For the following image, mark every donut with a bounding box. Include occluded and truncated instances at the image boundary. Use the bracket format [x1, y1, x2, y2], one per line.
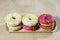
[40, 25, 52, 31]
[40, 20, 56, 31]
[22, 13, 38, 26]
[5, 12, 22, 31]
[23, 25, 33, 31]
[5, 12, 22, 26]
[23, 25, 39, 31]
[7, 24, 22, 31]
[22, 13, 38, 31]
[38, 14, 54, 26]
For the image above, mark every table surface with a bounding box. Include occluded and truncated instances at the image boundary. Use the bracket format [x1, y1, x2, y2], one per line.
[0, 0, 60, 40]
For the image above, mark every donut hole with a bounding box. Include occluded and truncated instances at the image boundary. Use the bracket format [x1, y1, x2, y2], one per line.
[45, 17, 47, 19]
[29, 18, 32, 20]
[12, 17, 16, 20]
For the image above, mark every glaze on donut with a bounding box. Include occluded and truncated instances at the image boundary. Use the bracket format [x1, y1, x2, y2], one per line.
[5, 12, 22, 31]
[38, 14, 54, 26]
[5, 13, 22, 26]
[22, 14, 38, 27]
[39, 20, 56, 31]
[23, 25, 33, 30]
[22, 13, 38, 31]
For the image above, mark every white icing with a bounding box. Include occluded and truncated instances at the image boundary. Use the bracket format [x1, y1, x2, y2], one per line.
[7, 24, 21, 31]
[22, 14, 38, 26]
[5, 13, 22, 26]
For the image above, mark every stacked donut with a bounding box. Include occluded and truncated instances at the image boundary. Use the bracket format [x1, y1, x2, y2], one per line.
[22, 13, 38, 31]
[38, 14, 56, 31]
[5, 13, 56, 32]
[5, 12, 22, 31]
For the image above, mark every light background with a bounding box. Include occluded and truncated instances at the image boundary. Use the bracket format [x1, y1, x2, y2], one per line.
[0, 0, 60, 40]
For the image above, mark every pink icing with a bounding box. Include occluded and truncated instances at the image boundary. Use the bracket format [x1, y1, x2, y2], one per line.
[40, 20, 56, 30]
[38, 14, 54, 24]
[40, 25, 50, 30]
[23, 25, 33, 30]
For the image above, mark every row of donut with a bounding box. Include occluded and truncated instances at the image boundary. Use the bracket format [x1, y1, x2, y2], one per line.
[5, 12, 56, 31]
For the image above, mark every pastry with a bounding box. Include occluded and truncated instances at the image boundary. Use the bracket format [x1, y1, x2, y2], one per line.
[38, 14, 56, 31]
[22, 13, 38, 31]
[5, 12, 22, 31]
[38, 14, 54, 26]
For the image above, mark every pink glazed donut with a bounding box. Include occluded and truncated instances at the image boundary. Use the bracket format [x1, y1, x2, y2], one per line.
[39, 20, 56, 31]
[38, 14, 54, 26]
[23, 25, 33, 30]
[23, 25, 38, 31]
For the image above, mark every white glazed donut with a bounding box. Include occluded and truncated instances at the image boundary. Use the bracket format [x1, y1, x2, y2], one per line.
[22, 13, 38, 27]
[5, 12, 22, 26]
[7, 24, 21, 31]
